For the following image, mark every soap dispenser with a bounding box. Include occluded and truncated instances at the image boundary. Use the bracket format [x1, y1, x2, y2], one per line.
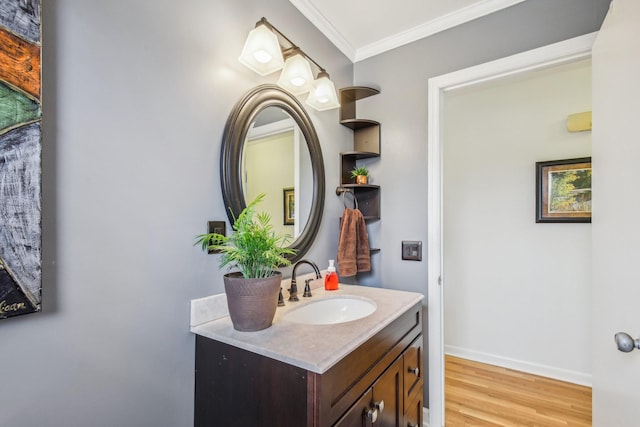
[325, 260, 338, 291]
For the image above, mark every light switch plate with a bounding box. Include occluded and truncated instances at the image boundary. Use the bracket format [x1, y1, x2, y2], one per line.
[402, 240, 422, 261]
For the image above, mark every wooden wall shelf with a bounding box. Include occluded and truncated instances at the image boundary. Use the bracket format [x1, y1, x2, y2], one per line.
[339, 118, 380, 131]
[337, 187, 380, 220]
[339, 86, 380, 124]
[338, 87, 381, 221]
[340, 151, 379, 159]
[340, 87, 381, 156]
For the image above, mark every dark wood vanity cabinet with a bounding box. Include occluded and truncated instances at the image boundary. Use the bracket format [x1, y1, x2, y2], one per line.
[194, 302, 423, 427]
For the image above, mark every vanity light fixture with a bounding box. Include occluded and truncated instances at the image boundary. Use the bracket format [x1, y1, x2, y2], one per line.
[277, 48, 314, 95]
[238, 17, 340, 111]
[238, 21, 285, 76]
[306, 70, 340, 111]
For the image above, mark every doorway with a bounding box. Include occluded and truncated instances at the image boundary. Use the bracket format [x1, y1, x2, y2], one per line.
[426, 33, 596, 426]
[442, 57, 592, 425]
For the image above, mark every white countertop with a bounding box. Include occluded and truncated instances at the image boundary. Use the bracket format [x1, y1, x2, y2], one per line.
[190, 279, 423, 374]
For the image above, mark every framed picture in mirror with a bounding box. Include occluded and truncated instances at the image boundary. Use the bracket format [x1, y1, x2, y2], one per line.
[283, 188, 294, 225]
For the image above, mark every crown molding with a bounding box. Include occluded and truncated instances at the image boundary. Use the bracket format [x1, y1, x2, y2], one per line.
[355, 0, 526, 61]
[290, 0, 527, 63]
[288, 0, 357, 62]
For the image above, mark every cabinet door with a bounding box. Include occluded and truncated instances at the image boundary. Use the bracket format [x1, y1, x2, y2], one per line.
[334, 388, 373, 427]
[403, 392, 423, 427]
[334, 357, 403, 427]
[403, 336, 423, 407]
[372, 357, 403, 427]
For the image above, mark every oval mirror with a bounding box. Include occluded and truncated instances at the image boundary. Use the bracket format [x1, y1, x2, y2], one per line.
[220, 84, 325, 263]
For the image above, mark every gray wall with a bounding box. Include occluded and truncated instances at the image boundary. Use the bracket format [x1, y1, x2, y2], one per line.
[353, 0, 610, 404]
[0, 1, 352, 426]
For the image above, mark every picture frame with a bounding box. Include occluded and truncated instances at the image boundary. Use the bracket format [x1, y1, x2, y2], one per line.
[283, 187, 294, 225]
[536, 157, 592, 223]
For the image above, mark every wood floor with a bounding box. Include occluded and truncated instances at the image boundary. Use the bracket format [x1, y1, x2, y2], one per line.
[445, 355, 592, 426]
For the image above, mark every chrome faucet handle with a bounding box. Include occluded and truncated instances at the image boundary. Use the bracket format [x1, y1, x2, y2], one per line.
[303, 279, 313, 298]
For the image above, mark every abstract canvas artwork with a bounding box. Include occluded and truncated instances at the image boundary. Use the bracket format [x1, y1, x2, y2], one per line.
[0, 0, 42, 319]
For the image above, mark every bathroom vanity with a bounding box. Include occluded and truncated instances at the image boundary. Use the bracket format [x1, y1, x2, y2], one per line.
[190, 283, 424, 426]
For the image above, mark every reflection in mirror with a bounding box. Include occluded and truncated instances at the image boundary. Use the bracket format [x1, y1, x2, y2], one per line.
[243, 107, 313, 239]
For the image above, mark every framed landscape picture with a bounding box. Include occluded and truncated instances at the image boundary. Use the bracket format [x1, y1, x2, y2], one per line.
[536, 157, 592, 223]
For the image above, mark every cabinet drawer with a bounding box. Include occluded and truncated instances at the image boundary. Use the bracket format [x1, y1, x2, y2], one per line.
[403, 335, 423, 407]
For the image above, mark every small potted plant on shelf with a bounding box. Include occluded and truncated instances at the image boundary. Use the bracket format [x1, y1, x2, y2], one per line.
[195, 193, 295, 331]
[351, 165, 369, 185]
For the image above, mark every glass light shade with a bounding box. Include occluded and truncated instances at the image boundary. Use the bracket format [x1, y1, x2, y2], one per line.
[238, 24, 284, 76]
[306, 74, 340, 111]
[277, 53, 314, 95]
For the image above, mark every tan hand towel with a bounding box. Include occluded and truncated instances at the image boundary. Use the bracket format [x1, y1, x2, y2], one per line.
[355, 210, 371, 273]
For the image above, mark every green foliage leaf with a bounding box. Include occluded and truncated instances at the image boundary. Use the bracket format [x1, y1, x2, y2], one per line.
[194, 193, 296, 278]
[350, 165, 369, 178]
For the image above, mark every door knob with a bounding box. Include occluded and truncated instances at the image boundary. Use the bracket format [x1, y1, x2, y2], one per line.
[615, 332, 640, 352]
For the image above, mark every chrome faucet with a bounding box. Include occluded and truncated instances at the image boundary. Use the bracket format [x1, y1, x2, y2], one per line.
[289, 259, 322, 301]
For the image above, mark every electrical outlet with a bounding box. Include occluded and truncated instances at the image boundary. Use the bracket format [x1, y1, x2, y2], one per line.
[207, 221, 226, 254]
[402, 240, 422, 261]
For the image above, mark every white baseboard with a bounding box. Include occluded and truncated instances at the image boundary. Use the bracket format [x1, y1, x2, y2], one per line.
[445, 345, 592, 387]
[423, 407, 429, 427]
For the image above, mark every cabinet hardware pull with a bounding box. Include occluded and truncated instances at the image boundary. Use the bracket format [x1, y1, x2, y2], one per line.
[366, 401, 384, 424]
[408, 366, 419, 376]
[365, 407, 378, 423]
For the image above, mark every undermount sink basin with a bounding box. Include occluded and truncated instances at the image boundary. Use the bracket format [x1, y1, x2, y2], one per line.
[283, 296, 377, 325]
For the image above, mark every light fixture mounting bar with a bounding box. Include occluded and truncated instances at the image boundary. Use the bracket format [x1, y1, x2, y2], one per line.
[257, 17, 327, 75]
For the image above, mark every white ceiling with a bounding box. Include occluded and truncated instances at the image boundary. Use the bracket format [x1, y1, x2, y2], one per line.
[289, 0, 527, 62]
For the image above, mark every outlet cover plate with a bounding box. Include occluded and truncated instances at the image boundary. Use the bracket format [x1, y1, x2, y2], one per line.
[207, 221, 226, 254]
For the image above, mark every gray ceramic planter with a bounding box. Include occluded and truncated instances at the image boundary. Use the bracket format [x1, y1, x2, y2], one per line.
[223, 271, 282, 331]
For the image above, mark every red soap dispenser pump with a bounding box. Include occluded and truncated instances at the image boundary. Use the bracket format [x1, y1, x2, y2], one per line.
[325, 260, 339, 291]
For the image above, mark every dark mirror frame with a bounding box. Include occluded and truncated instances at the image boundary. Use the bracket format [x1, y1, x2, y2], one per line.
[220, 84, 325, 263]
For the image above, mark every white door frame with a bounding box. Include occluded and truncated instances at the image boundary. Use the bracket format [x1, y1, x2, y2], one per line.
[426, 32, 596, 427]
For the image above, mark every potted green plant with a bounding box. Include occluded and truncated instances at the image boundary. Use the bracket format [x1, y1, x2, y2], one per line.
[351, 165, 369, 185]
[195, 193, 295, 331]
